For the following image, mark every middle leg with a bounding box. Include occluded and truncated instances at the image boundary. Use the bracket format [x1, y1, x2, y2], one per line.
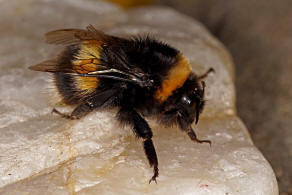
[118, 107, 159, 184]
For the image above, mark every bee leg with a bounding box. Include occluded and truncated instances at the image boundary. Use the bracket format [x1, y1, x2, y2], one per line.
[52, 108, 76, 120]
[198, 67, 214, 80]
[52, 88, 119, 120]
[52, 102, 94, 120]
[70, 102, 95, 119]
[118, 108, 159, 184]
[187, 127, 211, 147]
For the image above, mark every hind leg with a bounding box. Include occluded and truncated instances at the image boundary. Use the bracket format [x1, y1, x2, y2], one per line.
[52, 88, 120, 120]
[52, 101, 94, 120]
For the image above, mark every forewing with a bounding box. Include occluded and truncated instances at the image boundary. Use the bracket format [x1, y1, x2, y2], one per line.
[45, 25, 114, 45]
[29, 60, 58, 72]
[28, 58, 103, 74]
[30, 25, 153, 88]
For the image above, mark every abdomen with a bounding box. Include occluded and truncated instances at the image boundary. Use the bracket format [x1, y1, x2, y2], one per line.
[54, 73, 99, 105]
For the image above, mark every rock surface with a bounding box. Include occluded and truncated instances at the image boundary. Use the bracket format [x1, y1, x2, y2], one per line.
[0, 0, 277, 194]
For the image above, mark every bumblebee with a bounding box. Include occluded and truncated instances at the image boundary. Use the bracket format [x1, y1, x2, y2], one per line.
[29, 25, 214, 183]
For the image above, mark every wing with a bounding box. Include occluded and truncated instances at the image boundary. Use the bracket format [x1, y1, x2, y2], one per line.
[29, 59, 104, 74]
[45, 24, 116, 45]
[29, 59, 153, 88]
[29, 25, 153, 88]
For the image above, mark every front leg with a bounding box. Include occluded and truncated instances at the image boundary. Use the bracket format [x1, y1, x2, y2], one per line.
[118, 107, 159, 184]
[178, 116, 211, 146]
[187, 126, 211, 146]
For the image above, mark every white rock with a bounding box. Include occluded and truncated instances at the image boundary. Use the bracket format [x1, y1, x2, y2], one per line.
[0, 0, 277, 194]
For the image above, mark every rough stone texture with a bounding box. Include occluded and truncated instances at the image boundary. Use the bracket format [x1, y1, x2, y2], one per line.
[157, 0, 292, 193]
[0, 0, 277, 194]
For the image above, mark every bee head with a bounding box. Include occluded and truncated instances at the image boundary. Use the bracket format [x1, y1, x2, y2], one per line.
[161, 73, 206, 130]
[177, 79, 206, 130]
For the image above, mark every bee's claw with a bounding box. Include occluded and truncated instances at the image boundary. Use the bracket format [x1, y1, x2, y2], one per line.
[51, 108, 57, 114]
[148, 166, 159, 184]
[51, 108, 76, 120]
[149, 176, 158, 184]
[196, 139, 212, 147]
[188, 127, 212, 147]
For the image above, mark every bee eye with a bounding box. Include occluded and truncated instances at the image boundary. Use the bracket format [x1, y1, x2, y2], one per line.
[192, 88, 198, 95]
[181, 96, 191, 105]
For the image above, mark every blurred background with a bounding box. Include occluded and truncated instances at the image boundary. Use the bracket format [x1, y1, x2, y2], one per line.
[106, 0, 292, 194]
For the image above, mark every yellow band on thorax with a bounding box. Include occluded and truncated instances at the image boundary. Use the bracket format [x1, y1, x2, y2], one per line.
[154, 53, 191, 102]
